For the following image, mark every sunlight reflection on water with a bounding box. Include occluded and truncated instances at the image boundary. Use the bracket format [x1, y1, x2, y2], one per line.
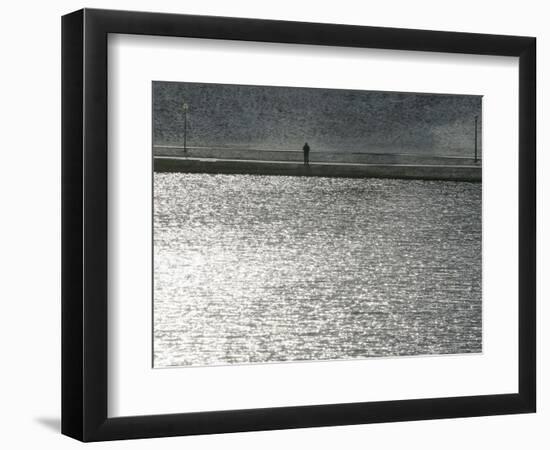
[154, 173, 481, 368]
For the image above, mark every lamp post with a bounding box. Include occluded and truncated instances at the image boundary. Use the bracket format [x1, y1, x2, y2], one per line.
[182, 102, 188, 156]
[474, 115, 478, 164]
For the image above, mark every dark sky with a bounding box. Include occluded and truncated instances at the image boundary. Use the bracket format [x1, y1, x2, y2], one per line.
[153, 81, 481, 157]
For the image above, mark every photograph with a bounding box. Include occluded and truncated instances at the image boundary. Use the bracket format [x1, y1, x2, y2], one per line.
[152, 81, 483, 368]
[0, 0, 542, 446]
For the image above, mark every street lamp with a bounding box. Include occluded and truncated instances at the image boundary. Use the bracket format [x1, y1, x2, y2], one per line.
[474, 115, 478, 164]
[182, 102, 188, 156]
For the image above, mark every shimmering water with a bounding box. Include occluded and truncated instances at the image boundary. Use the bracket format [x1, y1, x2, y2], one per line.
[153, 173, 481, 368]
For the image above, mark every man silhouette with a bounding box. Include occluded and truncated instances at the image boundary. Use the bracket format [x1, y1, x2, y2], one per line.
[303, 142, 310, 166]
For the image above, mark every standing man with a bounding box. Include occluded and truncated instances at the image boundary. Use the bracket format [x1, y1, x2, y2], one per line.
[303, 142, 310, 166]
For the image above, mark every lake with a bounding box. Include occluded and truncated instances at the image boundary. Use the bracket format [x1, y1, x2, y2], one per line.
[153, 173, 481, 368]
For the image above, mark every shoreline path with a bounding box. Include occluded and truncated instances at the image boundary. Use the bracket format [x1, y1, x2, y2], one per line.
[153, 155, 481, 182]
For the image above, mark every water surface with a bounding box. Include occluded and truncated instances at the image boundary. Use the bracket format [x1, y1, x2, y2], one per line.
[154, 173, 481, 367]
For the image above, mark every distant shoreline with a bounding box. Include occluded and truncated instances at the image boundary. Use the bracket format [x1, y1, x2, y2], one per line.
[153, 145, 481, 165]
[153, 146, 481, 171]
[154, 156, 481, 182]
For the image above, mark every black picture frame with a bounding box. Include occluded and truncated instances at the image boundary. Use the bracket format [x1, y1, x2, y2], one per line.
[62, 8, 536, 442]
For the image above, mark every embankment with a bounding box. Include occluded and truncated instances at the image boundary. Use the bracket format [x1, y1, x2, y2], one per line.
[153, 146, 480, 166]
[154, 157, 481, 182]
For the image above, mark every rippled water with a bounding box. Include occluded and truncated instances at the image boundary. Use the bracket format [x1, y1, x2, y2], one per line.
[154, 173, 481, 368]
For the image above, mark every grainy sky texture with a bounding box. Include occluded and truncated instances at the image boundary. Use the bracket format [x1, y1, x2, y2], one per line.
[153, 81, 482, 157]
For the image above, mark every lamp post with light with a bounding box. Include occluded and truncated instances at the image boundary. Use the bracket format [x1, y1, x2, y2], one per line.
[474, 115, 478, 164]
[182, 102, 188, 156]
